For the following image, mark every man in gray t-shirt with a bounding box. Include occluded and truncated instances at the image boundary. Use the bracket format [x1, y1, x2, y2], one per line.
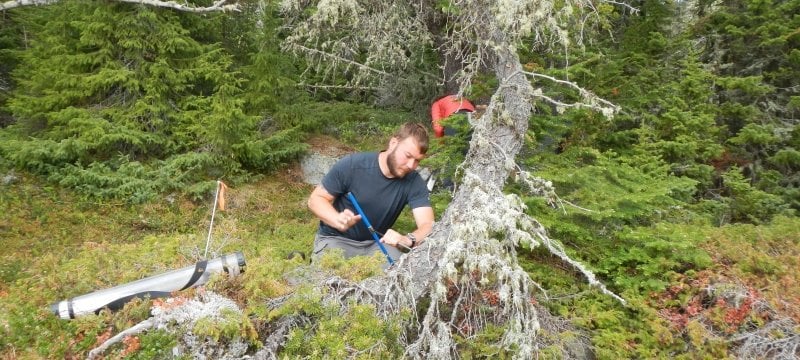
[307, 123, 434, 266]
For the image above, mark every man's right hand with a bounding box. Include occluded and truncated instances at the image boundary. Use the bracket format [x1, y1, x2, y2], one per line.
[333, 209, 361, 232]
[308, 185, 362, 232]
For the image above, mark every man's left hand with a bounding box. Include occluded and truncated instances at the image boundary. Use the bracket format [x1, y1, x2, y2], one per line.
[380, 229, 412, 249]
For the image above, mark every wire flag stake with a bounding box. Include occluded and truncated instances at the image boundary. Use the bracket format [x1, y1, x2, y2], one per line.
[346, 192, 394, 266]
[204, 180, 227, 259]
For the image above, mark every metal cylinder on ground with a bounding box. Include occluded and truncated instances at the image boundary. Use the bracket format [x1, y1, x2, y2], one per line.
[50, 251, 245, 319]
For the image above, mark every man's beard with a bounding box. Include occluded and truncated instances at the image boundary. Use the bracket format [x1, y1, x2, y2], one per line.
[386, 148, 407, 178]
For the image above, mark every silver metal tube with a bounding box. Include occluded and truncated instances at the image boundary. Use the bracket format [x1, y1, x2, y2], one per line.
[50, 252, 245, 319]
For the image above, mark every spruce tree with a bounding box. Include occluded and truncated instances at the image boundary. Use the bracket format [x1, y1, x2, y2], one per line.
[696, 0, 800, 214]
[1, 0, 304, 201]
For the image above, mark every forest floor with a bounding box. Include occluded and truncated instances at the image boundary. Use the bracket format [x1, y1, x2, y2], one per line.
[1, 135, 799, 358]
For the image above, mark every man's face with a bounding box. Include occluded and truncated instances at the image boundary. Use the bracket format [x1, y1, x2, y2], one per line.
[386, 137, 425, 178]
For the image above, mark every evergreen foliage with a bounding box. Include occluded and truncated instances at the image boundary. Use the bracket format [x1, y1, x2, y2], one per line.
[282, 300, 404, 358]
[0, 1, 307, 202]
[695, 0, 800, 214]
[528, 0, 797, 224]
[422, 114, 472, 185]
[513, 0, 800, 355]
[0, 11, 20, 128]
[519, 147, 711, 292]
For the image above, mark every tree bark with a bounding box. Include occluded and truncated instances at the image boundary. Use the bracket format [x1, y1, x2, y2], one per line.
[390, 31, 533, 303]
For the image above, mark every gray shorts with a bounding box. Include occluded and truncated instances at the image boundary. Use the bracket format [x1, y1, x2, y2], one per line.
[312, 234, 403, 267]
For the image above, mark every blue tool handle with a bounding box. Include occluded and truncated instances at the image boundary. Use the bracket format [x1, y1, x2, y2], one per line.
[346, 192, 394, 265]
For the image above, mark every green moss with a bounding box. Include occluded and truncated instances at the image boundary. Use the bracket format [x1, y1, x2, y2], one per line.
[454, 324, 514, 359]
[316, 249, 385, 281]
[267, 285, 326, 321]
[125, 330, 181, 360]
[282, 303, 403, 359]
[192, 308, 259, 346]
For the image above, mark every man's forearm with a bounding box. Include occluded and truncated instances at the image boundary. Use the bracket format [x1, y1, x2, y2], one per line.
[309, 196, 334, 224]
[308, 186, 360, 232]
[408, 206, 435, 246]
[308, 187, 341, 229]
[409, 223, 432, 241]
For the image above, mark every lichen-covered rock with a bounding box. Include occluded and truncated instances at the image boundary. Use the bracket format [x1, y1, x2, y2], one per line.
[151, 291, 250, 359]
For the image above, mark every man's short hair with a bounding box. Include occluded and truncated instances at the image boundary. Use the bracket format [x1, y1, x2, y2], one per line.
[394, 122, 429, 155]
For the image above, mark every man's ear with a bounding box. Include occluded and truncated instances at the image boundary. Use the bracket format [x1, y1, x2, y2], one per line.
[388, 137, 399, 149]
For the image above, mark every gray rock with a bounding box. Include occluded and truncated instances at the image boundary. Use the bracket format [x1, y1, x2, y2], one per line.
[300, 152, 341, 185]
[2, 171, 18, 185]
[300, 151, 435, 187]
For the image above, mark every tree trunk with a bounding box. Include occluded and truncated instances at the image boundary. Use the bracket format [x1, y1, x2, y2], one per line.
[392, 32, 533, 304]
[367, 31, 575, 359]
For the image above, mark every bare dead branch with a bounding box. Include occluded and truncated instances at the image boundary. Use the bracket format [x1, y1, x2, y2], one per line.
[87, 319, 155, 360]
[0, 0, 57, 11]
[286, 44, 392, 78]
[601, 0, 640, 14]
[732, 317, 800, 360]
[518, 70, 621, 117]
[298, 83, 381, 91]
[1, 0, 239, 12]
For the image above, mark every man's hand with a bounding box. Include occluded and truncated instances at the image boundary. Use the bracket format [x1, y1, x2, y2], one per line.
[308, 185, 362, 233]
[334, 209, 361, 232]
[380, 229, 413, 249]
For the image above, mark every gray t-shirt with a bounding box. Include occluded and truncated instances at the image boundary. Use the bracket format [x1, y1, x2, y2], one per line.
[318, 152, 431, 241]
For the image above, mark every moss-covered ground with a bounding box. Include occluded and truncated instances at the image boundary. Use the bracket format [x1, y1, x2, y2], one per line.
[1, 153, 798, 359]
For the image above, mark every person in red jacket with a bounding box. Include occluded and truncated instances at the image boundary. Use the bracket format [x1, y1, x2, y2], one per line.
[430, 95, 476, 138]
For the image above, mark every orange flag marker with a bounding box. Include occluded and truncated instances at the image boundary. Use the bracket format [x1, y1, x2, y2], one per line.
[217, 181, 228, 211]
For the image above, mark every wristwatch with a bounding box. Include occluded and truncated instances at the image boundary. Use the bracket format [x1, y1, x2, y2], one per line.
[406, 233, 417, 248]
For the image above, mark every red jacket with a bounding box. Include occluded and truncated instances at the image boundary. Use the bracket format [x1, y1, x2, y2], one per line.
[430, 95, 475, 138]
